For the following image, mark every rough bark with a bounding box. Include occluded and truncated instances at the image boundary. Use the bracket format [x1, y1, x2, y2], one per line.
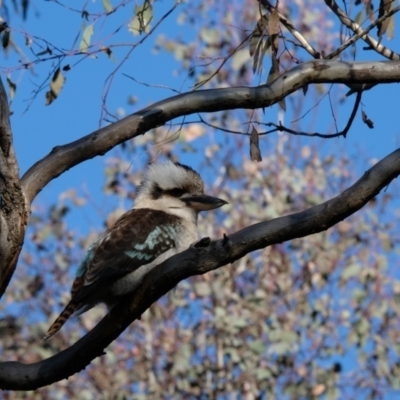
[1, 145, 399, 390]
[0, 77, 28, 297]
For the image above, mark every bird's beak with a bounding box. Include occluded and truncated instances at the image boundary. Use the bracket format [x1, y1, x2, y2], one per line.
[182, 195, 228, 211]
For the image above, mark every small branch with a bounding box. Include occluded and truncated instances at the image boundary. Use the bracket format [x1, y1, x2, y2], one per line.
[258, 90, 361, 138]
[193, 33, 251, 90]
[326, 5, 400, 59]
[198, 114, 246, 135]
[99, 1, 181, 122]
[122, 73, 181, 94]
[259, 0, 321, 59]
[324, 0, 400, 60]
[2, 145, 400, 390]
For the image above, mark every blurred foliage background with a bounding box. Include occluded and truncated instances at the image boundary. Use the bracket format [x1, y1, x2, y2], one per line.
[1, 0, 400, 398]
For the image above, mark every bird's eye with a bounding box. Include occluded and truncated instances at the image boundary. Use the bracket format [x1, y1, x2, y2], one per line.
[169, 188, 185, 197]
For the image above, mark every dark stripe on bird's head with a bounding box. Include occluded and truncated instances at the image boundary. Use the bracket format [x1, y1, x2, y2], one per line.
[173, 162, 199, 176]
[150, 182, 163, 199]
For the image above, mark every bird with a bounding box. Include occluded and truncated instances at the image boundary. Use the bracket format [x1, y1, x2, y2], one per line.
[44, 161, 227, 340]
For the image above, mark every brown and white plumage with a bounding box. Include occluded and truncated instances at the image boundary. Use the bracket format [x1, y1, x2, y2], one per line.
[44, 161, 227, 340]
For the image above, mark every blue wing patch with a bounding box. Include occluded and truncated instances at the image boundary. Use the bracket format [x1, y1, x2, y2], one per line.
[70, 208, 182, 304]
[124, 225, 177, 259]
[76, 240, 99, 278]
[73, 208, 181, 298]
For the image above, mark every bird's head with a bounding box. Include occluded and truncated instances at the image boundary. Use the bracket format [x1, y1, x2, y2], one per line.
[135, 161, 227, 220]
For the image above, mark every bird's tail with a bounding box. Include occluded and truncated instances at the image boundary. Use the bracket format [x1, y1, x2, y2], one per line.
[43, 299, 81, 341]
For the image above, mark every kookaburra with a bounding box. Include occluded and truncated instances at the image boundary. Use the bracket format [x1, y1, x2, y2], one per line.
[44, 161, 227, 340]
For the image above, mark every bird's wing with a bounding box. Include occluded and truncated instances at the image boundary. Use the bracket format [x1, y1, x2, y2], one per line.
[72, 208, 180, 302]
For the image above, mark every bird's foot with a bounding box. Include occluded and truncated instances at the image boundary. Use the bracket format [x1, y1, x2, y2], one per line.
[192, 237, 211, 248]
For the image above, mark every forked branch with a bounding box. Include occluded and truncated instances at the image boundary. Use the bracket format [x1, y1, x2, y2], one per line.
[324, 0, 400, 60]
[261, 91, 362, 138]
[1, 145, 400, 390]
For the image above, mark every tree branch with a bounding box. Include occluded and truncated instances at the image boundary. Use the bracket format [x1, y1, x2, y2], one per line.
[2, 145, 400, 390]
[0, 77, 28, 297]
[259, 0, 321, 59]
[262, 90, 362, 138]
[325, 5, 400, 60]
[20, 60, 400, 205]
[324, 0, 400, 60]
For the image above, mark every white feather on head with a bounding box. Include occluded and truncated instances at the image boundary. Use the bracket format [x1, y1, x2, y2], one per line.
[134, 161, 204, 221]
[137, 161, 204, 197]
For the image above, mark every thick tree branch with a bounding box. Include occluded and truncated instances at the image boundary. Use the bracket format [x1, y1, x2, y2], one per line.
[0, 77, 28, 297]
[21, 60, 400, 205]
[2, 146, 400, 390]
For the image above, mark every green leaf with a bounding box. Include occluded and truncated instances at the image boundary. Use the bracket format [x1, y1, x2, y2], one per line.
[280, 329, 298, 343]
[354, 10, 364, 26]
[271, 341, 291, 355]
[380, 232, 392, 252]
[256, 368, 271, 381]
[215, 306, 226, 319]
[80, 24, 94, 52]
[342, 263, 361, 280]
[249, 339, 266, 354]
[231, 48, 250, 71]
[224, 348, 241, 363]
[45, 68, 65, 105]
[103, 0, 113, 13]
[194, 281, 211, 297]
[55, 249, 69, 270]
[200, 27, 219, 45]
[387, 12, 395, 40]
[6, 77, 16, 100]
[352, 288, 367, 302]
[377, 0, 392, 40]
[249, 15, 268, 57]
[128, 1, 153, 36]
[253, 37, 271, 74]
[36, 226, 52, 242]
[232, 318, 248, 328]
[128, 16, 142, 36]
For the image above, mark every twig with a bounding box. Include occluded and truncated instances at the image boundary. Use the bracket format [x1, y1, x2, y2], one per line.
[260, 91, 362, 139]
[324, 0, 400, 60]
[193, 33, 252, 90]
[326, 5, 400, 59]
[122, 73, 181, 94]
[100, 1, 181, 124]
[258, 0, 321, 59]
